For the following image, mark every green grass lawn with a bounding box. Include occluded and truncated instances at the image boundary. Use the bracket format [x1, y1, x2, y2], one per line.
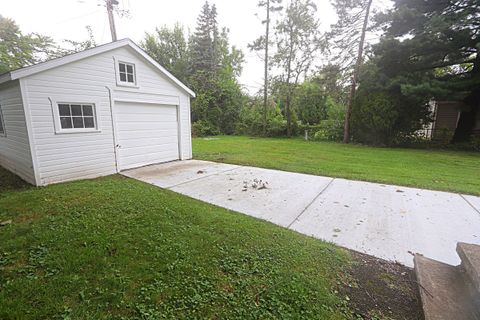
[0, 168, 353, 319]
[193, 136, 480, 195]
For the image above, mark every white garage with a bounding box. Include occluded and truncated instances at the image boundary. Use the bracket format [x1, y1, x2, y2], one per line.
[0, 39, 195, 186]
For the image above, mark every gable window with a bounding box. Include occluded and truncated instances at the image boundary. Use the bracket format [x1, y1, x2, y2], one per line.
[118, 62, 135, 84]
[58, 103, 96, 130]
[0, 105, 5, 136]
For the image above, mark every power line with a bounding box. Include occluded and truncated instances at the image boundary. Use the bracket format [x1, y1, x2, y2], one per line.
[54, 10, 101, 25]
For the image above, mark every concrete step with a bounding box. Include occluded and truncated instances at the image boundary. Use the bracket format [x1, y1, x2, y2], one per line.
[457, 242, 480, 293]
[414, 254, 480, 320]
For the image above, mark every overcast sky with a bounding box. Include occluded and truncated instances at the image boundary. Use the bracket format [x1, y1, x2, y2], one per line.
[1, 0, 341, 93]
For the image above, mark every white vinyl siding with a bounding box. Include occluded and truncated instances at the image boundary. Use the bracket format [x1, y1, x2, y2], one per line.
[0, 81, 35, 183]
[22, 46, 192, 185]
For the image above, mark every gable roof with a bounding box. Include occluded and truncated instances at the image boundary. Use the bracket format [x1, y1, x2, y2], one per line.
[0, 38, 195, 97]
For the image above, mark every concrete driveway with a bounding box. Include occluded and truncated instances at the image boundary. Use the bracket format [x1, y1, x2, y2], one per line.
[122, 160, 480, 267]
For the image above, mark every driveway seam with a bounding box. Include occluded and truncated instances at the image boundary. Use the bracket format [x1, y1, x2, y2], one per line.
[286, 178, 336, 228]
[460, 194, 480, 215]
[166, 166, 242, 189]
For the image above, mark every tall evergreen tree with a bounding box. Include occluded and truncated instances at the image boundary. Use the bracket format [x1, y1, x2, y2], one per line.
[189, 2, 220, 75]
[189, 1, 245, 134]
[374, 0, 480, 143]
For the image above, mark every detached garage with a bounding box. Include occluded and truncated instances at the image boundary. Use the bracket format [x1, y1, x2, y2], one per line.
[0, 38, 195, 186]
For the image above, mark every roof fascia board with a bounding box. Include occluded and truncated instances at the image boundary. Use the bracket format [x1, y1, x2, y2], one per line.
[0, 73, 12, 84]
[126, 40, 195, 97]
[4, 38, 195, 98]
[10, 39, 130, 81]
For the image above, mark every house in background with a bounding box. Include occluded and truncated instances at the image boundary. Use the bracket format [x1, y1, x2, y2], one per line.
[0, 39, 195, 186]
[422, 101, 480, 140]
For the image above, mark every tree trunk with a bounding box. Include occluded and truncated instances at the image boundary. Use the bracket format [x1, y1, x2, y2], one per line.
[343, 76, 356, 143]
[451, 90, 479, 143]
[451, 54, 480, 143]
[343, 0, 373, 143]
[263, 0, 270, 135]
[285, 28, 294, 137]
[286, 91, 292, 137]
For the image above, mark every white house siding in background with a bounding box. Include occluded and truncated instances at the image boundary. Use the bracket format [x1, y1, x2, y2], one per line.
[0, 39, 194, 186]
[0, 81, 35, 183]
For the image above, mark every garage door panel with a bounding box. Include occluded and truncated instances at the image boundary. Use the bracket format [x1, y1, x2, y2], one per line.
[117, 130, 177, 140]
[115, 102, 179, 171]
[115, 113, 177, 122]
[116, 121, 178, 131]
[119, 150, 178, 168]
[115, 107, 177, 115]
[120, 139, 178, 149]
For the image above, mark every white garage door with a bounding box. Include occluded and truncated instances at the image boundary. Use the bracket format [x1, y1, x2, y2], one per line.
[115, 101, 179, 171]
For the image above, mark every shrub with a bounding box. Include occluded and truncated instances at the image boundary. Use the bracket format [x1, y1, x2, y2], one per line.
[266, 110, 288, 136]
[351, 91, 430, 146]
[235, 102, 287, 137]
[192, 120, 220, 137]
[351, 92, 398, 145]
[311, 97, 345, 141]
[293, 80, 327, 125]
[451, 135, 480, 152]
[313, 120, 344, 141]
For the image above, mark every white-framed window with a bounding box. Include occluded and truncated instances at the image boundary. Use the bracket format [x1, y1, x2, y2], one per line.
[0, 105, 5, 137]
[49, 97, 101, 134]
[58, 103, 96, 130]
[118, 61, 136, 84]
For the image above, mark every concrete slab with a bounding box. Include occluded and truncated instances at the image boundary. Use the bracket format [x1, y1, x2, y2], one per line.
[457, 242, 480, 293]
[463, 195, 480, 214]
[290, 179, 480, 267]
[123, 160, 480, 267]
[171, 166, 333, 227]
[122, 160, 239, 188]
[414, 254, 480, 320]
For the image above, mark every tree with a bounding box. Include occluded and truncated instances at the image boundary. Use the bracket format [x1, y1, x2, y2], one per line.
[189, 1, 245, 134]
[350, 60, 431, 145]
[249, 0, 283, 134]
[315, 64, 348, 105]
[189, 1, 220, 76]
[273, 0, 322, 136]
[374, 0, 480, 143]
[142, 24, 189, 84]
[189, 2, 222, 128]
[0, 15, 56, 73]
[57, 26, 97, 57]
[328, 0, 374, 143]
[293, 80, 327, 124]
[0, 16, 99, 74]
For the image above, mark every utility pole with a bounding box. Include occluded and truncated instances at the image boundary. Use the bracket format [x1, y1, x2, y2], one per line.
[262, 0, 270, 135]
[106, 0, 118, 41]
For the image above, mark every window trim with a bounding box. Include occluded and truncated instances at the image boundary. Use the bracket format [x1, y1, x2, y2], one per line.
[49, 97, 101, 134]
[114, 57, 138, 88]
[0, 105, 5, 137]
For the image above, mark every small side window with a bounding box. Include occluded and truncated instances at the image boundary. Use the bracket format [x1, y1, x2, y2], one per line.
[0, 105, 5, 136]
[118, 62, 136, 84]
